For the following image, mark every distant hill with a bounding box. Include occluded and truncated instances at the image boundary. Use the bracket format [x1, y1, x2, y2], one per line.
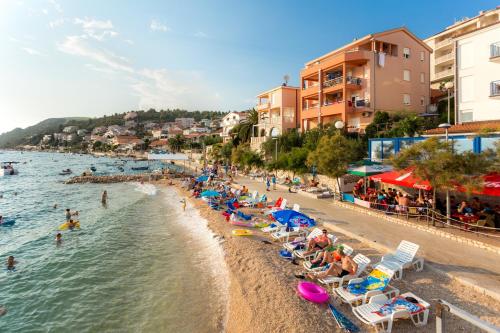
[0, 108, 228, 148]
[0, 117, 89, 148]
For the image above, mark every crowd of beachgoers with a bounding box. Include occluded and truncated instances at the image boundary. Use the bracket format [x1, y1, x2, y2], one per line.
[171, 164, 499, 333]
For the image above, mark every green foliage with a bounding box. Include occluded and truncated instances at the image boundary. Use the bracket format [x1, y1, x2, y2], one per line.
[261, 129, 303, 158]
[168, 134, 185, 152]
[230, 109, 258, 145]
[231, 143, 263, 170]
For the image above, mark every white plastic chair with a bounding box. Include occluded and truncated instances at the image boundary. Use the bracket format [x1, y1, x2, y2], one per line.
[352, 292, 430, 333]
[317, 253, 371, 288]
[379, 240, 424, 280]
[271, 225, 306, 242]
[283, 228, 322, 252]
[334, 264, 399, 307]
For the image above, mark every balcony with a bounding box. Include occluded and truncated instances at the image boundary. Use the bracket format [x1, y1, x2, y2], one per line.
[322, 101, 345, 116]
[434, 38, 453, 50]
[301, 83, 319, 97]
[301, 50, 370, 77]
[490, 81, 500, 98]
[435, 52, 455, 65]
[301, 106, 320, 120]
[490, 42, 500, 62]
[256, 102, 270, 111]
[434, 67, 454, 81]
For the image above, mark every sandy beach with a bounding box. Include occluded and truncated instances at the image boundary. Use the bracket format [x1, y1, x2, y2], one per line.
[159, 178, 500, 333]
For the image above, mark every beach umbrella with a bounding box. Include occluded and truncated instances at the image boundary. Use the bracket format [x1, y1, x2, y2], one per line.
[201, 190, 220, 198]
[271, 209, 315, 227]
[197, 175, 209, 182]
[347, 160, 393, 177]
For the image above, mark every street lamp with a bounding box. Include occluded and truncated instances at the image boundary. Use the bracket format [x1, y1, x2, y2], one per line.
[439, 122, 452, 222]
[271, 128, 279, 161]
[444, 81, 454, 124]
[334, 120, 345, 130]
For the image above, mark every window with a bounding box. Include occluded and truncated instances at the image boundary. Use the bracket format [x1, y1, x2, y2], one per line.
[403, 94, 411, 105]
[403, 47, 410, 59]
[403, 70, 411, 81]
[420, 96, 425, 106]
[420, 72, 425, 83]
[420, 51, 424, 61]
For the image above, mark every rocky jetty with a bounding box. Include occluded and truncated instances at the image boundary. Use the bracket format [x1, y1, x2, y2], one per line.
[65, 174, 162, 184]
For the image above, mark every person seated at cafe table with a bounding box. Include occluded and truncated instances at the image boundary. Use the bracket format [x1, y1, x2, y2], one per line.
[457, 201, 474, 215]
[471, 197, 482, 213]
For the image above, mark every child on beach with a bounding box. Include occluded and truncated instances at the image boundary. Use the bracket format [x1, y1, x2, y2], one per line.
[266, 177, 271, 191]
[180, 198, 187, 211]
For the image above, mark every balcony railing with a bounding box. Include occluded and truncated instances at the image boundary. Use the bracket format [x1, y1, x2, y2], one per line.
[323, 76, 343, 88]
[490, 80, 500, 97]
[353, 99, 370, 108]
[256, 102, 269, 111]
[302, 82, 319, 90]
[435, 52, 455, 64]
[490, 42, 500, 59]
[434, 67, 454, 80]
[435, 38, 453, 49]
[346, 76, 362, 85]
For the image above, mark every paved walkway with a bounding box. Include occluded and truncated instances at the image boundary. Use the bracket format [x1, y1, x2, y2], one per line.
[236, 176, 500, 300]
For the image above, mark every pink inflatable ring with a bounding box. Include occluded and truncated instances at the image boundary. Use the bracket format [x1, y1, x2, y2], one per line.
[297, 282, 329, 303]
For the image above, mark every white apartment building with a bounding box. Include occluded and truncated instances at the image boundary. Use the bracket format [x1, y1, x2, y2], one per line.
[424, 7, 500, 90]
[220, 111, 247, 143]
[455, 22, 500, 123]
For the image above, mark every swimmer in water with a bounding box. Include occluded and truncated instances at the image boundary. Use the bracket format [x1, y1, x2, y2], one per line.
[65, 209, 78, 221]
[53, 203, 58, 209]
[55, 233, 62, 245]
[6, 256, 16, 271]
[180, 198, 186, 211]
[101, 190, 108, 205]
[68, 220, 76, 230]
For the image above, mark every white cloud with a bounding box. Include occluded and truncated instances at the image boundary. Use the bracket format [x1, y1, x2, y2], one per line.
[150, 19, 170, 32]
[131, 68, 219, 110]
[58, 35, 134, 73]
[74, 17, 117, 41]
[194, 31, 208, 38]
[124, 39, 134, 45]
[49, 18, 66, 28]
[48, 0, 62, 13]
[22, 47, 45, 56]
[42, 8, 48, 15]
[85, 63, 116, 74]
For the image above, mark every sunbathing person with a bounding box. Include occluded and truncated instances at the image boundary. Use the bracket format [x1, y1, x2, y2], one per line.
[307, 248, 357, 280]
[302, 229, 332, 256]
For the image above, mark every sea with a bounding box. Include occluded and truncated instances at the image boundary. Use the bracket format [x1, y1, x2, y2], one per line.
[0, 151, 228, 333]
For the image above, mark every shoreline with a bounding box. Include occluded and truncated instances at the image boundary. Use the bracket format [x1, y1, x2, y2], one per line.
[161, 179, 338, 333]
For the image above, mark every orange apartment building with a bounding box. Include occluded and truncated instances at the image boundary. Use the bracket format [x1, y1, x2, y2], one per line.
[300, 27, 432, 132]
[251, 85, 300, 151]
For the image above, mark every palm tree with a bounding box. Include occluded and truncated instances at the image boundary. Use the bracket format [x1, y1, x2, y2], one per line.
[234, 109, 258, 144]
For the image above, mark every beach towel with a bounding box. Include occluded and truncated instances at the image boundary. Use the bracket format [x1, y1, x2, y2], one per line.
[346, 269, 390, 295]
[236, 211, 252, 221]
[374, 296, 425, 316]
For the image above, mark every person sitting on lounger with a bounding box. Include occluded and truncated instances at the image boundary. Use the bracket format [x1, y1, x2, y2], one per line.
[302, 229, 332, 256]
[307, 248, 357, 280]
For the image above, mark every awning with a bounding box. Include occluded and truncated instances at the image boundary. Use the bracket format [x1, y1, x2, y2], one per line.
[370, 168, 432, 191]
[371, 169, 500, 197]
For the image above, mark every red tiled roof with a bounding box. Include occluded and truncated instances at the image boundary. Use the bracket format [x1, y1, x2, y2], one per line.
[114, 135, 142, 145]
[149, 139, 169, 147]
[424, 120, 500, 135]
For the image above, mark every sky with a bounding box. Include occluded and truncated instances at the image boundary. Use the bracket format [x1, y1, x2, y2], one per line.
[0, 0, 498, 134]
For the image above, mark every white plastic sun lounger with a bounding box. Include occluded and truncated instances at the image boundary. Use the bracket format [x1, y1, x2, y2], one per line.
[334, 264, 399, 307]
[292, 203, 300, 212]
[271, 225, 306, 242]
[302, 243, 352, 271]
[293, 234, 337, 261]
[260, 221, 286, 233]
[282, 228, 322, 252]
[352, 292, 430, 333]
[378, 240, 424, 280]
[317, 253, 371, 288]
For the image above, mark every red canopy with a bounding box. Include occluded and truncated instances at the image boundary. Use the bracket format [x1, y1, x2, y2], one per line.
[370, 168, 432, 191]
[370, 169, 500, 197]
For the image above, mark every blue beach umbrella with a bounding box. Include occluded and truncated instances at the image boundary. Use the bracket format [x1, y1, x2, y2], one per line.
[271, 209, 315, 227]
[200, 190, 220, 198]
[197, 175, 209, 182]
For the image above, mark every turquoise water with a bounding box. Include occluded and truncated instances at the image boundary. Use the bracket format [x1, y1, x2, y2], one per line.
[0, 152, 228, 332]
